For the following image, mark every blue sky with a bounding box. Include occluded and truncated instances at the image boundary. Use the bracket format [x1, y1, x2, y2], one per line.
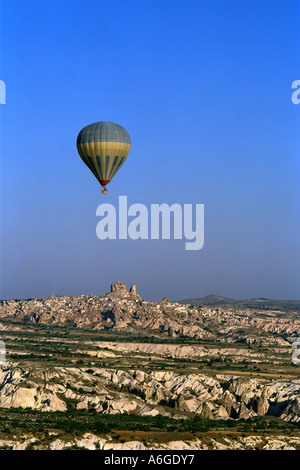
[0, 0, 299, 301]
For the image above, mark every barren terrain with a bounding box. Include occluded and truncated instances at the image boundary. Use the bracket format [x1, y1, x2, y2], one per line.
[0, 281, 299, 450]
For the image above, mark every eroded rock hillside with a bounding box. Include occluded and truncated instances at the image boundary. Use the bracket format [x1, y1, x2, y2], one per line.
[1, 281, 300, 344]
[0, 281, 300, 450]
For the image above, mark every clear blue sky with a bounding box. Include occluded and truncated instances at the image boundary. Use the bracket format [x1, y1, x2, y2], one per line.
[0, 0, 299, 301]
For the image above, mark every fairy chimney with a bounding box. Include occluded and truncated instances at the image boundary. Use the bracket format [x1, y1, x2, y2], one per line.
[130, 283, 137, 295]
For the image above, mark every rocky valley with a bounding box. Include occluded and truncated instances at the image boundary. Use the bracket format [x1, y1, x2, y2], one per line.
[0, 281, 299, 450]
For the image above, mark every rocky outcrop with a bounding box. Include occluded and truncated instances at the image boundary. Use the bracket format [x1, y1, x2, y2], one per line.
[199, 402, 214, 419]
[129, 284, 137, 295]
[110, 281, 128, 294]
[1, 282, 300, 450]
[280, 397, 300, 424]
[256, 393, 270, 416]
[0, 364, 299, 424]
[1, 281, 299, 344]
[0, 368, 67, 411]
[1, 432, 300, 450]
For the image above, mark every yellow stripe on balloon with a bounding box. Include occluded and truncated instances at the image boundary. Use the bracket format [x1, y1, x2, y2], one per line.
[77, 142, 130, 158]
[77, 142, 131, 182]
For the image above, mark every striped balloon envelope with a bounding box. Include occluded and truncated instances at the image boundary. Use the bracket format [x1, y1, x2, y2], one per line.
[76, 121, 131, 193]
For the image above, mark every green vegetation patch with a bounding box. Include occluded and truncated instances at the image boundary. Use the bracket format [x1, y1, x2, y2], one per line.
[0, 409, 298, 437]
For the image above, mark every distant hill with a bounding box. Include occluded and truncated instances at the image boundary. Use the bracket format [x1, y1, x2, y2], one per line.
[179, 294, 300, 309]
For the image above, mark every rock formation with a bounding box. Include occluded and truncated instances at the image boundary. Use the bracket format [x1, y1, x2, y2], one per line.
[0, 281, 299, 344]
[129, 284, 137, 295]
[0, 281, 300, 450]
[110, 281, 128, 294]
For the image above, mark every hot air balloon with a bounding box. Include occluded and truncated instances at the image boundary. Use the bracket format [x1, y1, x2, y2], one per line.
[76, 121, 131, 194]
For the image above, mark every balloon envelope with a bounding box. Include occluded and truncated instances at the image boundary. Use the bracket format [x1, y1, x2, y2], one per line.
[77, 121, 131, 189]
